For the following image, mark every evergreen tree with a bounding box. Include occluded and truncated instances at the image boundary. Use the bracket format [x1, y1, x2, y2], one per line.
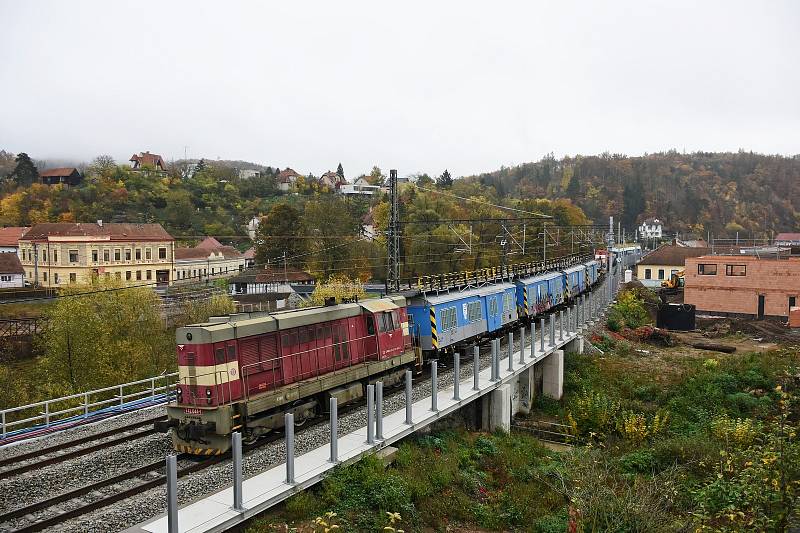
[336, 163, 345, 179]
[195, 159, 207, 173]
[436, 169, 453, 189]
[11, 152, 38, 186]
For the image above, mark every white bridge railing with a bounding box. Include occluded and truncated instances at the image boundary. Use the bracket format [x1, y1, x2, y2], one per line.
[1, 372, 178, 440]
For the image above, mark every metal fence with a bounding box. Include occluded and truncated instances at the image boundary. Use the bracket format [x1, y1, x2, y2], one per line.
[1, 372, 178, 439]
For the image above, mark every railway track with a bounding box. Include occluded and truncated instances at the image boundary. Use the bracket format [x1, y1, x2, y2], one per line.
[0, 396, 375, 532]
[0, 416, 166, 480]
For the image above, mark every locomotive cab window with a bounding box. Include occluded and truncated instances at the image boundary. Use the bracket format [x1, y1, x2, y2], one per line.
[366, 315, 376, 335]
[215, 347, 226, 364]
[227, 345, 236, 360]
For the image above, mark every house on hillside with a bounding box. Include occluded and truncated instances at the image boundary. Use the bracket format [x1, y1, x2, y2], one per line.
[0, 227, 29, 254]
[340, 176, 382, 196]
[40, 167, 82, 187]
[319, 171, 347, 190]
[238, 169, 260, 180]
[243, 247, 256, 269]
[0, 253, 25, 288]
[277, 168, 302, 192]
[362, 210, 376, 241]
[130, 151, 167, 172]
[638, 218, 663, 239]
[635, 244, 710, 288]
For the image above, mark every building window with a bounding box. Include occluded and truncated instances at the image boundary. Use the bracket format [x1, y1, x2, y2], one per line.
[725, 264, 746, 276]
[115, 249, 121, 261]
[69, 250, 79, 263]
[135, 248, 141, 260]
[53, 249, 57, 263]
[43, 272, 47, 282]
[644, 268, 651, 279]
[658, 269, 665, 280]
[42, 250, 47, 262]
[158, 247, 167, 260]
[54, 273, 59, 284]
[698, 263, 717, 275]
[69, 273, 76, 283]
[145, 248, 152, 260]
[125, 249, 131, 261]
[92, 250, 99, 262]
[21, 249, 26, 261]
[126, 271, 132, 281]
[790, 296, 797, 310]
[136, 270, 142, 281]
[1, 275, 10, 282]
[104, 249, 110, 262]
[146, 270, 152, 280]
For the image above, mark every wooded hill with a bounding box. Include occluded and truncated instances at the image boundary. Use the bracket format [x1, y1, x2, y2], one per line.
[468, 151, 800, 237]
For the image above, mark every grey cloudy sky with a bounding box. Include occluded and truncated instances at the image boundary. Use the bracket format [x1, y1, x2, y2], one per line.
[1, 0, 798, 177]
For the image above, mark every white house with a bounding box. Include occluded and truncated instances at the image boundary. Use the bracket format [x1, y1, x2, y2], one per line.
[0, 253, 25, 288]
[638, 218, 664, 239]
[246, 216, 260, 240]
[174, 237, 245, 283]
[238, 169, 260, 180]
[340, 177, 382, 196]
[277, 168, 302, 192]
[0, 227, 28, 254]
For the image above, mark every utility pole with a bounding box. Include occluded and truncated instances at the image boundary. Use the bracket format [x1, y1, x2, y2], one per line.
[283, 250, 288, 287]
[386, 169, 400, 293]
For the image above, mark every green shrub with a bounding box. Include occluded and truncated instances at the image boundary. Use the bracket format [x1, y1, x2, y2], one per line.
[607, 290, 651, 330]
[532, 512, 569, 533]
[619, 448, 659, 475]
[284, 490, 319, 521]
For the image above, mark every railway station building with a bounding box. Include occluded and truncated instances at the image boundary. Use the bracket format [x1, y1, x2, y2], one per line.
[18, 221, 175, 287]
[684, 254, 800, 319]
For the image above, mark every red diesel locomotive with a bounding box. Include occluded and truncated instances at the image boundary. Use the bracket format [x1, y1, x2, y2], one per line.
[158, 296, 415, 454]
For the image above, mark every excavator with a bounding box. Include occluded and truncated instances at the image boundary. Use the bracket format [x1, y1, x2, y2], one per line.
[659, 269, 684, 302]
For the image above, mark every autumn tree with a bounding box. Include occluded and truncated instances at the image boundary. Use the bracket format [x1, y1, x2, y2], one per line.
[11, 152, 38, 186]
[367, 166, 385, 186]
[255, 202, 306, 268]
[39, 278, 174, 394]
[308, 274, 366, 306]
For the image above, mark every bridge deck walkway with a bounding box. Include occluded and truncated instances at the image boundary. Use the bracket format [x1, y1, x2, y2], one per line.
[135, 322, 590, 533]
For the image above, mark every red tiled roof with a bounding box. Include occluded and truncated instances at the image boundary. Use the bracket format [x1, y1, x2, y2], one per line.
[243, 247, 255, 259]
[277, 168, 301, 182]
[0, 227, 29, 247]
[40, 167, 79, 178]
[196, 237, 223, 249]
[0, 253, 24, 274]
[21, 223, 174, 242]
[130, 152, 166, 170]
[638, 245, 710, 266]
[175, 243, 243, 261]
[175, 248, 213, 260]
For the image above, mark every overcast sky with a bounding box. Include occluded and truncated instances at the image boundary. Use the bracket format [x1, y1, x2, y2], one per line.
[1, 1, 798, 177]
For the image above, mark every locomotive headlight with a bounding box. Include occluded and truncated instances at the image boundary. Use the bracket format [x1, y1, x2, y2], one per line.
[206, 388, 212, 397]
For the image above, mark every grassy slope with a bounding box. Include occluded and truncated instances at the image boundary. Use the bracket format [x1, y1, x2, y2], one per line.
[249, 330, 799, 533]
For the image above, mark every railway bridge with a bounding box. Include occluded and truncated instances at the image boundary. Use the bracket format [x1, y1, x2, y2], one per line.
[130, 272, 620, 533]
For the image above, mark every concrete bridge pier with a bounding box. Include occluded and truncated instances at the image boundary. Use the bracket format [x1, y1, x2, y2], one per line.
[564, 335, 584, 354]
[542, 349, 564, 400]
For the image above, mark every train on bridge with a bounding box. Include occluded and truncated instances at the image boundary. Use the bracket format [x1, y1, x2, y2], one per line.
[158, 255, 604, 454]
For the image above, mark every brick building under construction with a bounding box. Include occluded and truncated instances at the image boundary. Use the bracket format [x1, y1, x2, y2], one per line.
[684, 255, 800, 319]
